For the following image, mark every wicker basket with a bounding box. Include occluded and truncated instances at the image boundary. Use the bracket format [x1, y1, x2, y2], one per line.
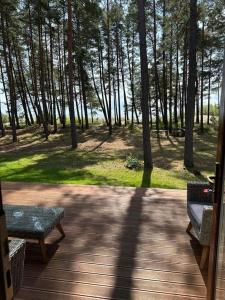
[9, 239, 26, 295]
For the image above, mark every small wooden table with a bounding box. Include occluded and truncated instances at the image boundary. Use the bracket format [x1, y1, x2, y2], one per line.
[4, 204, 65, 263]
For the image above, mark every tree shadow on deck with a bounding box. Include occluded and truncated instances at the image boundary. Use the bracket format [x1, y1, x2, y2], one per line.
[110, 172, 151, 299]
[3, 182, 207, 298]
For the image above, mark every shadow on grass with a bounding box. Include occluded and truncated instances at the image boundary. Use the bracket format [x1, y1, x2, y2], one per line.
[0, 124, 218, 189]
[0, 150, 132, 186]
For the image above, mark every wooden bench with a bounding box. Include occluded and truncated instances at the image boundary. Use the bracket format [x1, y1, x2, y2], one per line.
[4, 204, 65, 263]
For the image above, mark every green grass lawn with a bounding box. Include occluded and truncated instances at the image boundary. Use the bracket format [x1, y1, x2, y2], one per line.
[0, 125, 218, 189]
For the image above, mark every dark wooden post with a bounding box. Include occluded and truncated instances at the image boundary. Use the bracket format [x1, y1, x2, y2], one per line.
[207, 47, 225, 300]
[0, 182, 13, 300]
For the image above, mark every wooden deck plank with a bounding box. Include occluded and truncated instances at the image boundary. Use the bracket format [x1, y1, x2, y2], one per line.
[16, 287, 204, 300]
[21, 276, 206, 298]
[2, 182, 207, 300]
[25, 259, 205, 284]
[24, 259, 206, 284]
[51, 249, 202, 268]
[24, 266, 205, 286]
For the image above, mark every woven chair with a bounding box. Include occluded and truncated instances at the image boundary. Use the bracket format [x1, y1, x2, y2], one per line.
[9, 239, 26, 295]
[186, 181, 213, 269]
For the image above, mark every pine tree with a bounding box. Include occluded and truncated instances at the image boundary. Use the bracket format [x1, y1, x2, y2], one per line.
[137, 0, 153, 170]
[67, 0, 78, 149]
[184, 0, 198, 168]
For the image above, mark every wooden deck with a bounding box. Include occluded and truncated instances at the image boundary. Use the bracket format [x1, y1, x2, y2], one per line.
[2, 182, 207, 299]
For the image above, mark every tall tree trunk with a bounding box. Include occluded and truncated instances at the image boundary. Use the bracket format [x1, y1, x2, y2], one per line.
[0, 58, 11, 125]
[116, 27, 121, 126]
[200, 22, 205, 133]
[49, 21, 57, 133]
[44, 29, 52, 123]
[78, 73, 84, 131]
[162, 0, 168, 131]
[137, 0, 153, 170]
[0, 99, 5, 137]
[18, 47, 36, 124]
[1, 15, 17, 142]
[38, 4, 49, 139]
[99, 41, 109, 115]
[196, 75, 200, 123]
[67, 0, 78, 149]
[75, 8, 89, 130]
[169, 24, 173, 133]
[119, 34, 129, 124]
[98, 45, 109, 124]
[153, 0, 160, 132]
[80, 63, 89, 129]
[127, 36, 134, 125]
[218, 80, 220, 108]
[91, 62, 108, 124]
[14, 45, 31, 126]
[74, 84, 81, 125]
[184, 0, 198, 168]
[58, 24, 66, 128]
[63, 5, 69, 126]
[107, 0, 112, 135]
[174, 34, 179, 128]
[181, 27, 188, 129]
[207, 50, 212, 125]
[127, 33, 139, 126]
[28, 0, 48, 137]
[113, 74, 118, 124]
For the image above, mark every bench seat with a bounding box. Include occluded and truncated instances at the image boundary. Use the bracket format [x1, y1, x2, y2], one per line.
[4, 204, 65, 262]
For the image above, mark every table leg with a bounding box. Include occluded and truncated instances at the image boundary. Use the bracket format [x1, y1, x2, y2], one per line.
[39, 239, 47, 263]
[56, 223, 65, 238]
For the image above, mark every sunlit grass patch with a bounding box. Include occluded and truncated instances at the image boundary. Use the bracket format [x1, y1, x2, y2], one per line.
[0, 125, 217, 189]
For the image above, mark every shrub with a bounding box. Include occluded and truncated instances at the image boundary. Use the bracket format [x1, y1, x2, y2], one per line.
[125, 154, 141, 170]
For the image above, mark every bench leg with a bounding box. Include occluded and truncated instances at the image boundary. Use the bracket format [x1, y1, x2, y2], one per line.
[56, 223, 65, 238]
[186, 221, 192, 233]
[39, 239, 48, 263]
[200, 246, 210, 269]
